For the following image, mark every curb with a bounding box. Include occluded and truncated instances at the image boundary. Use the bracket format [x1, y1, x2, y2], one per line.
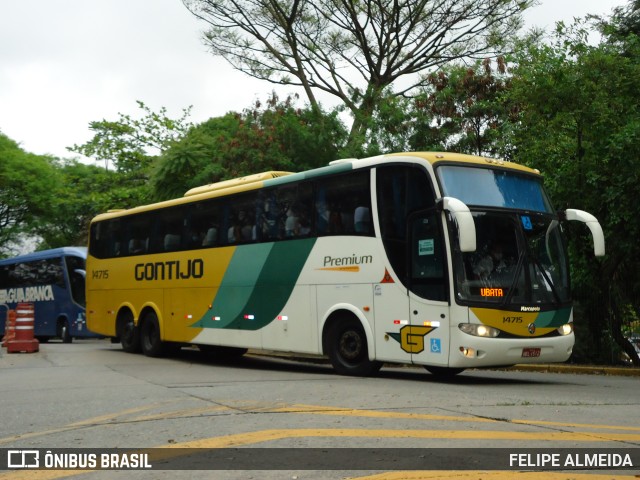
[504, 363, 640, 377]
[251, 351, 640, 377]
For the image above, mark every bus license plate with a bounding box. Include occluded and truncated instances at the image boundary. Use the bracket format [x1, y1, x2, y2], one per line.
[522, 347, 541, 358]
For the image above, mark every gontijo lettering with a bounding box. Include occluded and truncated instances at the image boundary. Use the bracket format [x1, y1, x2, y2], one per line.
[134, 259, 204, 281]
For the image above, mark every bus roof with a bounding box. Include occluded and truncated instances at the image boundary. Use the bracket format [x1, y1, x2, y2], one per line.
[384, 152, 540, 174]
[0, 247, 87, 265]
[90, 152, 540, 222]
[183, 171, 293, 197]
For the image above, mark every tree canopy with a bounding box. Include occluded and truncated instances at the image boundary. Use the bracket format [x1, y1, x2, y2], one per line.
[503, 18, 640, 365]
[0, 133, 58, 255]
[152, 93, 347, 199]
[182, 0, 532, 148]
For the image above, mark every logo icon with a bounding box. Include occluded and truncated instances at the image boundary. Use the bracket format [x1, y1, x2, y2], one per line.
[8, 450, 39, 469]
[387, 325, 437, 353]
[527, 323, 537, 335]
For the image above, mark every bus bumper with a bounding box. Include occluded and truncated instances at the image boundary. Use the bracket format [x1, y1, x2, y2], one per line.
[446, 333, 575, 368]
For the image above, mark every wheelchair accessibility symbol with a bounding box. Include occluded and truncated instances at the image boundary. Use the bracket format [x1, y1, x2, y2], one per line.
[430, 338, 441, 354]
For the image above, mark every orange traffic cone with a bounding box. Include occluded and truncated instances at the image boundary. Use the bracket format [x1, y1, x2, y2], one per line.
[6, 303, 39, 353]
[1, 309, 16, 347]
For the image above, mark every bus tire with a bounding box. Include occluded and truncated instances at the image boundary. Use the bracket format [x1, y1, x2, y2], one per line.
[326, 316, 382, 377]
[140, 312, 165, 357]
[58, 320, 72, 344]
[119, 311, 141, 353]
[424, 366, 465, 377]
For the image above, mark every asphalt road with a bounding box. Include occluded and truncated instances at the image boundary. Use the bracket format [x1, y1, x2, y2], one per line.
[0, 339, 639, 479]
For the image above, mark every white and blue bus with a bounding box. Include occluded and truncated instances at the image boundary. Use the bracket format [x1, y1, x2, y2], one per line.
[0, 247, 98, 342]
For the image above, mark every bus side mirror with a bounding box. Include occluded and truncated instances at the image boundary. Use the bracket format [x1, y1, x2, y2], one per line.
[564, 209, 605, 257]
[440, 197, 476, 253]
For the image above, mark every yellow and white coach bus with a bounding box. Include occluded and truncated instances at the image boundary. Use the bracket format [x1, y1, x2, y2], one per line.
[86, 152, 605, 376]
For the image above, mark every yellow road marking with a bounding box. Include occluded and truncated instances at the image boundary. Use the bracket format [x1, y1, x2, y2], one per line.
[168, 427, 640, 444]
[277, 403, 640, 432]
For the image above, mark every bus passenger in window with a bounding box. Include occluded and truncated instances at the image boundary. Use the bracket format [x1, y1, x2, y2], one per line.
[240, 211, 254, 241]
[329, 202, 343, 233]
[187, 228, 204, 248]
[129, 239, 146, 254]
[299, 215, 311, 237]
[285, 206, 300, 237]
[316, 200, 330, 234]
[354, 204, 372, 233]
[472, 241, 509, 281]
[260, 195, 279, 239]
[202, 226, 218, 247]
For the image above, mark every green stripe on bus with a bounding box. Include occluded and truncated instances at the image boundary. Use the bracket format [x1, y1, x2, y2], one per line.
[225, 238, 317, 330]
[195, 238, 316, 330]
[535, 307, 572, 327]
[196, 243, 271, 328]
[263, 163, 353, 188]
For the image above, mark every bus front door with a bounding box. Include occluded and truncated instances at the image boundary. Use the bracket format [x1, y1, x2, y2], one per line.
[407, 211, 451, 368]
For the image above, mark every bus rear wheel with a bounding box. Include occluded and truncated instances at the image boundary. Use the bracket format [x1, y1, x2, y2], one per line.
[119, 312, 140, 353]
[140, 312, 167, 357]
[327, 317, 382, 377]
[58, 320, 72, 344]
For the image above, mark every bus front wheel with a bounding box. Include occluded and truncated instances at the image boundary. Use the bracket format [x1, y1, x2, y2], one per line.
[424, 366, 465, 377]
[327, 317, 382, 377]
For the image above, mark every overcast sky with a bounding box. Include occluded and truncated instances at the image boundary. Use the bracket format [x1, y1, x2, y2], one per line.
[0, 0, 628, 160]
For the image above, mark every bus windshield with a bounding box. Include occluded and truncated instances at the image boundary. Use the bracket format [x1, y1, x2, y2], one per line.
[438, 165, 554, 213]
[452, 212, 571, 306]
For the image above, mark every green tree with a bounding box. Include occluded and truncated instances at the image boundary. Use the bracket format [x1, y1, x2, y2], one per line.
[506, 20, 640, 365]
[0, 133, 58, 256]
[69, 101, 193, 208]
[153, 94, 348, 199]
[35, 161, 128, 249]
[70, 100, 193, 173]
[182, 0, 532, 150]
[410, 57, 514, 156]
[596, 0, 640, 42]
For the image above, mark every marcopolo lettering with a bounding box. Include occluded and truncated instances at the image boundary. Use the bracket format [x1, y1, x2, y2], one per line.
[134, 259, 204, 281]
[520, 306, 541, 312]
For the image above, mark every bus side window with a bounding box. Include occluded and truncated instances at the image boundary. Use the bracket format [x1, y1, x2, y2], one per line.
[314, 170, 372, 237]
[151, 207, 185, 252]
[164, 234, 181, 251]
[202, 227, 218, 247]
[189, 199, 220, 248]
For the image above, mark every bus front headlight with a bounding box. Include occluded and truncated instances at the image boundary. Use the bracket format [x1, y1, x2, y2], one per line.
[458, 323, 500, 338]
[557, 323, 573, 336]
